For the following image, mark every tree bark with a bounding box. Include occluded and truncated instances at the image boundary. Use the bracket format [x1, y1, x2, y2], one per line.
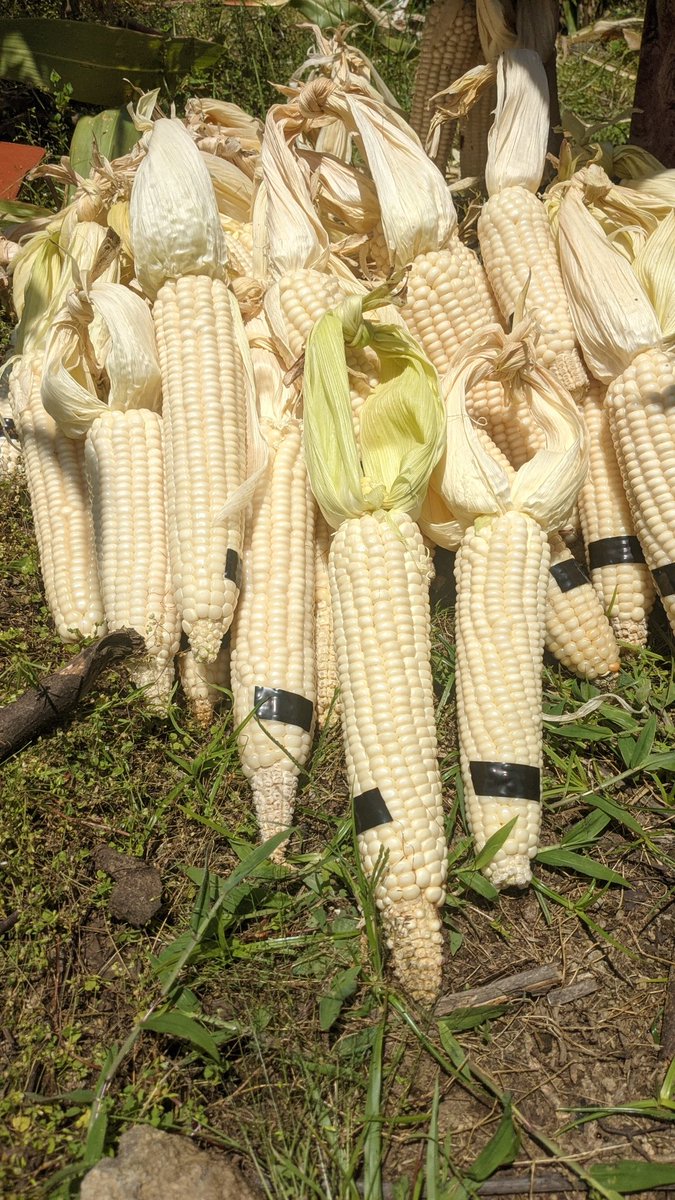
[0, 629, 144, 762]
[630, 0, 675, 167]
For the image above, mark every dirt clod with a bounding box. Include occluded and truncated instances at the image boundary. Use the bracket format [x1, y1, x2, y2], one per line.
[95, 845, 162, 927]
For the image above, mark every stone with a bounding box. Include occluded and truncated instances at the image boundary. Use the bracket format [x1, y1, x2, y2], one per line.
[80, 1125, 260, 1200]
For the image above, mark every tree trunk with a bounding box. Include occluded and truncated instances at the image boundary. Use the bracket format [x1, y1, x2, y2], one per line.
[630, 0, 675, 167]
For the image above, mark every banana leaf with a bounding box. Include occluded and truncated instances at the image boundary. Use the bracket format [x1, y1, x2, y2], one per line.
[0, 19, 225, 107]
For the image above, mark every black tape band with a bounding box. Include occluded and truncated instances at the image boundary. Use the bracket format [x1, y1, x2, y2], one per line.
[224, 548, 242, 589]
[549, 558, 590, 592]
[1, 417, 17, 440]
[354, 788, 393, 834]
[588, 536, 645, 569]
[253, 686, 314, 732]
[652, 563, 675, 598]
[431, 548, 457, 608]
[469, 761, 541, 801]
[179, 630, 189, 652]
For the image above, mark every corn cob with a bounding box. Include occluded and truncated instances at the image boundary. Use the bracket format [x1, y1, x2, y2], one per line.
[85, 408, 180, 709]
[433, 322, 587, 886]
[231, 420, 317, 856]
[605, 349, 675, 635]
[558, 184, 675, 640]
[130, 120, 262, 664]
[410, 0, 480, 172]
[545, 533, 620, 679]
[178, 639, 230, 727]
[315, 511, 340, 727]
[9, 358, 105, 642]
[401, 246, 543, 467]
[477, 52, 588, 397]
[456, 510, 547, 885]
[303, 297, 448, 1002]
[578, 382, 655, 645]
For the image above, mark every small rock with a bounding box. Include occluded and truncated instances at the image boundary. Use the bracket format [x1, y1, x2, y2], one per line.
[80, 1126, 260, 1200]
[95, 845, 162, 927]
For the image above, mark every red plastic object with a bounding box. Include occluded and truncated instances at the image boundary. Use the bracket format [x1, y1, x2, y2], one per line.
[0, 142, 46, 200]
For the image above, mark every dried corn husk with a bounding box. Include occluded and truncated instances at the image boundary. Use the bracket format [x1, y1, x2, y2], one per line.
[558, 186, 662, 383]
[485, 50, 549, 196]
[633, 211, 675, 339]
[130, 118, 227, 297]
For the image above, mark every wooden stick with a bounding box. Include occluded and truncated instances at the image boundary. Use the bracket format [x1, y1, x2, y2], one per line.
[435, 965, 563, 1015]
[547, 974, 599, 1007]
[0, 629, 145, 762]
[372, 1171, 675, 1198]
[659, 959, 675, 1061]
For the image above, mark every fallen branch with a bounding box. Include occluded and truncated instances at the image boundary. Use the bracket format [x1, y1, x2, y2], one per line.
[436, 965, 562, 1016]
[0, 629, 145, 762]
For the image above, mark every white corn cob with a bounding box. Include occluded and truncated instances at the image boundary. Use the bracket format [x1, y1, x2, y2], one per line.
[231, 421, 316, 856]
[178, 639, 230, 727]
[455, 510, 548, 888]
[606, 347, 675, 636]
[545, 533, 620, 679]
[154, 275, 247, 663]
[410, 0, 481, 172]
[578, 382, 655, 645]
[85, 408, 180, 709]
[401, 246, 543, 467]
[315, 511, 340, 727]
[330, 510, 446, 1001]
[9, 357, 105, 642]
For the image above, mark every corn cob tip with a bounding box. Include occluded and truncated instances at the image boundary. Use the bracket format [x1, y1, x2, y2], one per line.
[189, 618, 234, 665]
[130, 661, 175, 714]
[611, 617, 649, 648]
[484, 852, 533, 890]
[383, 898, 443, 1005]
[251, 765, 297, 862]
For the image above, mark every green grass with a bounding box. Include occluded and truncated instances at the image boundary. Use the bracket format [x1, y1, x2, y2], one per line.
[2, 3, 675, 1198]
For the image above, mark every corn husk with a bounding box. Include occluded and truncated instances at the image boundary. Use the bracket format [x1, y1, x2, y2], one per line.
[476, 0, 517, 61]
[130, 118, 227, 298]
[261, 97, 330, 278]
[201, 151, 254, 224]
[485, 50, 549, 196]
[558, 185, 662, 383]
[624, 166, 675, 205]
[11, 224, 64, 356]
[184, 97, 263, 152]
[302, 292, 445, 528]
[299, 149, 380, 236]
[42, 282, 161, 436]
[331, 87, 456, 265]
[433, 323, 587, 534]
[633, 211, 675, 339]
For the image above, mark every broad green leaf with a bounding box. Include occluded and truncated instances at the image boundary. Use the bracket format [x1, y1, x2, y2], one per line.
[0, 199, 52, 226]
[560, 809, 610, 848]
[69, 107, 140, 185]
[473, 817, 518, 871]
[426, 1080, 441, 1200]
[0, 19, 224, 107]
[142, 1011, 222, 1064]
[319, 965, 361, 1031]
[286, 0, 363, 27]
[591, 1159, 675, 1193]
[83, 1097, 109, 1167]
[536, 847, 628, 885]
[440, 1004, 508, 1032]
[643, 750, 675, 773]
[363, 1020, 384, 1200]
[456, 869, 500, 901]
[466, 1098, 519, 1182]
[437, 1023, 472, 1082]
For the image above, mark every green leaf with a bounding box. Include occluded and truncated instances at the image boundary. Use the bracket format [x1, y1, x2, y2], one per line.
[83, 1097, 109, 1167]
[591, 1159, 675, 1193]
[69, 108, 140, 185]
[456, 869, 500, 901]
[0, 199, 53, 227]
[287, 0, 364, 28]
[363, 1019, 384, 1200]
[425, 1079, 441, 1200]
[585, 793, 649, 838]
[473, 818, 518, 871]
[0, 19, 224, 107]
[535, 847, 628, 885]
[466, 1098, 519, 1182]
[643, 750, 675, 773]
[440, 1004, 507, 1032]
[142, 1011, 222, 1064]
[560, 809, 610, 849]
[630, 714, 657, 768]
[319, 965, 361, 1031]
[437, 1023, 472, 1082]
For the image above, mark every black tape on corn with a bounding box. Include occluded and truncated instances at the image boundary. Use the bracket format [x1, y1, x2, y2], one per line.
[588, 536, 645, 569]
[253, 686, 314, 732]
[549, 559, 590, 593]
[431, 547, 457, 609]
[651, 563, 675, 597]
[179, 630, 190, 652]
[354, 788, 393, 834]
[469, 761, 541, 801]
[224, 548, 243, 589]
